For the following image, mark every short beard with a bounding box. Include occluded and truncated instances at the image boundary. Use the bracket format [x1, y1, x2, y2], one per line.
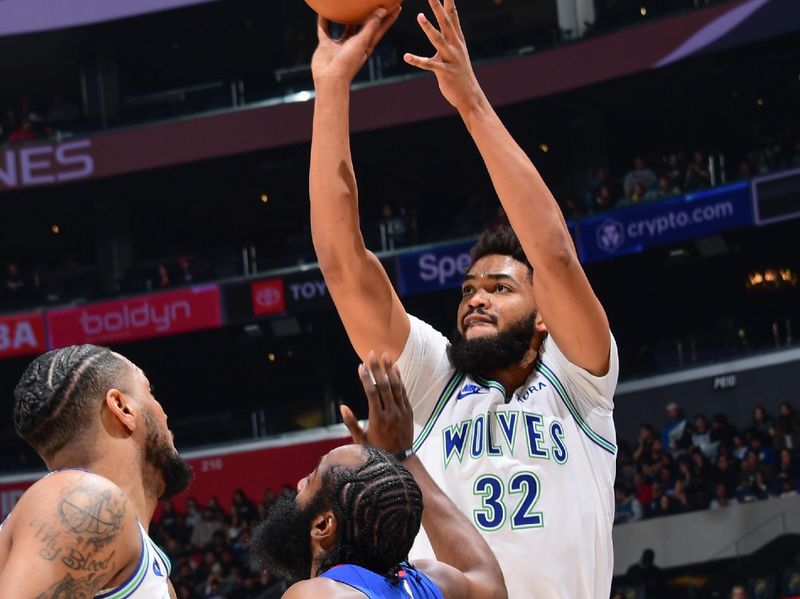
[144, 414, 193, 500]
[249, 492, 326, 584]
[447, 309, 539, 378]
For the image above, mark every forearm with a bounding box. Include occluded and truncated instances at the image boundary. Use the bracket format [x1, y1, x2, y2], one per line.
[405, 455, 504, 589]
[310, 82, 370, 275]
[458, 94, 575, 270]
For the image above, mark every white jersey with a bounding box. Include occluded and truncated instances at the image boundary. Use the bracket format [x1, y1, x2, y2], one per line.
[96, 522, 172, 599]
[398, 315, 618, 599]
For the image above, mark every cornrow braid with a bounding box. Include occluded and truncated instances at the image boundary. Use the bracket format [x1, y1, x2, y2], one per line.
[316, 445, 423, 579]
[13, 345, 129, 459]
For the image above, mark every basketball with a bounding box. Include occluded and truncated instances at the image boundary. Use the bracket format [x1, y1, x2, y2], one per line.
[305, 0, 400, 24]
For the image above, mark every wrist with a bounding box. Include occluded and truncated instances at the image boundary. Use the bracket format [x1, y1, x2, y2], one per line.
[394, 447, 415, 462]
[313, 75, 352, 96]
[455, 84, 489, 123]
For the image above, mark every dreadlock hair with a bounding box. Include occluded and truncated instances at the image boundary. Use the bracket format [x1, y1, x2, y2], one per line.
[470, 227, 532, 277]
[316, 445, 423, 579]
[13, 345, 129, 460]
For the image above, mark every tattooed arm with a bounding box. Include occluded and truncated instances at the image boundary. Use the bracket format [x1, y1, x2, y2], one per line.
[0, 471, 140, 599]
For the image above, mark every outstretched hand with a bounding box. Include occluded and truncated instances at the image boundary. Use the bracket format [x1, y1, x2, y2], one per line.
[404, 0, 483, 112]
[311, 6, 402, 87]
[341, 351, 414, 456]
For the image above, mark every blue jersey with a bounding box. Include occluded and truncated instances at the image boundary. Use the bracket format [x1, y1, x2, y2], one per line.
[320, 563, 444, 599]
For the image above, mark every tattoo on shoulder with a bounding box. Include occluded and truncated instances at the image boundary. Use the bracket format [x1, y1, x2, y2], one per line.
[32, 572, 97, 599]
[27, 475, 128, 586]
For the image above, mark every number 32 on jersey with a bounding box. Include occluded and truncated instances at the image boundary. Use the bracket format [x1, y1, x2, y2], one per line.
[473, 472, 543, 531]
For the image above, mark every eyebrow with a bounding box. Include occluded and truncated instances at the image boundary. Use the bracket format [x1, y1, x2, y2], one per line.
[462, 273, 520, 285]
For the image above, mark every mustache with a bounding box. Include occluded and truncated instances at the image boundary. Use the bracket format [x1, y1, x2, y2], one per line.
[462, 308, 498, 326]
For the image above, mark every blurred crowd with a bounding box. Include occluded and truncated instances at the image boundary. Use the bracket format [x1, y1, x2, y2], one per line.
[571, 139, 800, 220]
[150, 488, 294, 599]
[614, 402, 800, 525]
[0, 94, 82, 144]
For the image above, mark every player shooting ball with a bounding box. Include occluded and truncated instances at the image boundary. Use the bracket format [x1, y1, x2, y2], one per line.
[309, 1, 619, 597]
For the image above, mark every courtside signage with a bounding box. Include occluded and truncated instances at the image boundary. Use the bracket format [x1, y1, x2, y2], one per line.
[396, 240, 474, 296]
[0, 140, 95, 190]
[47, 285, 222, 348]
[251, 278, 286, 316]
[577, 182, 753, 263]
[0, 311, 46, 358]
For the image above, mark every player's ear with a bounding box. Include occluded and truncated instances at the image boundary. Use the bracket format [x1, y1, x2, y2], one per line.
[311, 510, 338, 549]
[105, 389, 137, 433]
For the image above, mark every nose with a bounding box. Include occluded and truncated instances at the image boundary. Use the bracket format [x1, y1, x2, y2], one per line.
[297, 476, 308, 493]
[467, 288, 491, 309]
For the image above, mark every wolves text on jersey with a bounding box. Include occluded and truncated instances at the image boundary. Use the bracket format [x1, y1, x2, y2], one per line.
[442, 410, 568, 469]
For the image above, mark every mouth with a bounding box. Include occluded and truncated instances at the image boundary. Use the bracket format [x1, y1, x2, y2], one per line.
[463, 313, 495, 328]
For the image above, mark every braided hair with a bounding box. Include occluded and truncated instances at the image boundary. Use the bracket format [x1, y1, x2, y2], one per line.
[316, 445, 424, 579]
[13, 345, 129, 459]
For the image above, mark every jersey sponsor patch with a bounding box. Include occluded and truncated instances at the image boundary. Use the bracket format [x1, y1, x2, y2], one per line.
[153, 558, 164, 577]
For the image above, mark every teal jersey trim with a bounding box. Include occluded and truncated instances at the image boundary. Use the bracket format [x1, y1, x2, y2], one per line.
[412, 372, 465, 452]
[536, 361, 616, 455]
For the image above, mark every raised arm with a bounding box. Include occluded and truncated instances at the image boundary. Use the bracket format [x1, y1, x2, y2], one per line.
[405, 0, 610, 375]
[344, 353, 507, 599]
[310, 9, 410, 362]
[0, 471, 140, 598]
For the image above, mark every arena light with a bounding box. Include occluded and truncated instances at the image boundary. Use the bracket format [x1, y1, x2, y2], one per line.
[640, 7, 647, 16]
[746, 267, 798, 291]
[260, 193, 269, 204]
[51, 224, 60, 234]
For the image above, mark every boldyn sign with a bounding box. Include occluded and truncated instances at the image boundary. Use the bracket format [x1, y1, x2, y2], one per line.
[395, 240, 474, 296]
[47, 285, 222, 347]
[0, 140, 94, 190]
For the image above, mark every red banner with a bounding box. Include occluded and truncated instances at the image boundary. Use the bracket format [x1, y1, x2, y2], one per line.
[0, 433, 350, 521]
[177, 434, 348, 512]
[0, 311, 46, 359]
[46, 285, 222, 348]
[251, 278, 285, 316]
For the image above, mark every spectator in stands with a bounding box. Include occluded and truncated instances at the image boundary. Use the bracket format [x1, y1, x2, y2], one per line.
[711, 454, 739, 494]
[157, 263, 172, 289]
[691, 415, 718, 459]
[751, 406, 774, 438]
[749, 435, 776, 468]
[775, 402, 800, 451]
[657, 174, 680, 199]
[8, 116, 38, 143]
[584, 168, 610, 210]
[710, 482, 737, 509]
[191, 508, 225, 548]
[778, 448, 800, 482]
[633, 472, 653, 506]
[684, 150, 711, 190]
[662, 402, 688, 451]
[178, 255, 196, 284]
[614, 483, 643, 524]
[623, 157, 657, 197]
[731, 433, 749, 461]
[663, 153, 683, 183]
[231, 489, 256, 521]
[590, 183, 615, 213]
[625, 549, 667, 598]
